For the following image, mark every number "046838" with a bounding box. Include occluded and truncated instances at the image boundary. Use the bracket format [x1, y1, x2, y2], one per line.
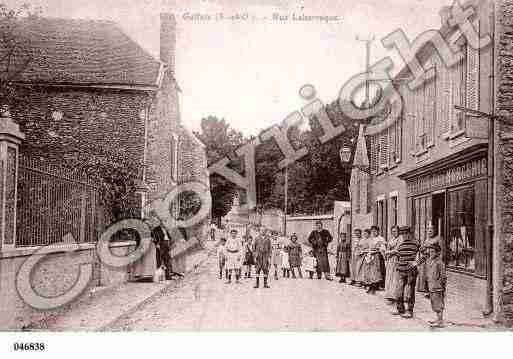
[13, 343, 46, 351]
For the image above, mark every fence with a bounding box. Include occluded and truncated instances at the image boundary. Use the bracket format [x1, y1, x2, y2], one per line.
[16, 153, 100, 247]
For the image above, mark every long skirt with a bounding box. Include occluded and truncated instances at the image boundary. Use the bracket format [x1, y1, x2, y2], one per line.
[416, 261, 429, 292]
[336, 252, 350, 277]
[355, 255, 367, 283]
[363, 253, 383, 285]
[384, 256, 401, 300]
[350, 251, 363, 282]
[272, 250, 282, 266]
[225, 250, 241, 270]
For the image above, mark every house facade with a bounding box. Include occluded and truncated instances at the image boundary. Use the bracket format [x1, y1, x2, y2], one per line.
[350, 0, 513, 325]
[0, 14, 209, 329]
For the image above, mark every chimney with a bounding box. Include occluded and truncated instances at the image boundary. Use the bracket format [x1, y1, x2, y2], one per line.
[160, 13, 176, 74]
[439, 6, 452, 27]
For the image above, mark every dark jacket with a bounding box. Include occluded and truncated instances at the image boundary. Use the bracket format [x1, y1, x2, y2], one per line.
[307, 229, 333, 273]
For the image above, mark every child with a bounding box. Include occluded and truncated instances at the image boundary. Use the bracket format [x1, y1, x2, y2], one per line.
[243, 235, 255, 278]
[288, 234, 303, 278]
[303, 250, 317, 279]
[271, 234, 282, 280]
[217, 238, 227, 279]
[153, 265, 166, 283]
[281, 245, 290, 278]
[425, 239, 446, 328]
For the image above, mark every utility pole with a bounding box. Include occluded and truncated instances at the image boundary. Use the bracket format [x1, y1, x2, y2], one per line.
[284, 165, 288, 235]
[356, 35, 375, 107]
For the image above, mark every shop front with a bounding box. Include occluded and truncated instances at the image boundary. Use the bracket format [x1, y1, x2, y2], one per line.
[399, 144, 490, 311]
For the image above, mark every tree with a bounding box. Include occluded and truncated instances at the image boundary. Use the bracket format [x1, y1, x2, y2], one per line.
[194, 116, 246, 221]
[0, 3, 41, 105]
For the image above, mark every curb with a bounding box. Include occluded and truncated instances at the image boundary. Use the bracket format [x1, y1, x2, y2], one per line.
[99, 248, 214, 331]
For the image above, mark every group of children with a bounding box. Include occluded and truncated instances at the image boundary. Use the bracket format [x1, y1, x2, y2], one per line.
[216, 223, 447, 328]
[217, 229, 320, 283]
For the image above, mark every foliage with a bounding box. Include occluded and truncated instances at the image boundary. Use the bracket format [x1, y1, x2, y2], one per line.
[198, 98, 363, 217]
[194, 116, 245, 220]
[0, 3, 41, 104]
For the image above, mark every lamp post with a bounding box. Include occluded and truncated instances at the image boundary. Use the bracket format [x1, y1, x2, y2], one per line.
[339, 145, 353, 239]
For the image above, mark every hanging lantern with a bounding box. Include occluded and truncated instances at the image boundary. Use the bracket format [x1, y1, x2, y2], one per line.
[339, 146, 352, 164]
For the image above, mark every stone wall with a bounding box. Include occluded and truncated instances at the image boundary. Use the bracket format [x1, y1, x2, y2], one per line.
[0, 242, 135, 329]
[10, 86, 148, 169]
[495, 0, 513, 326]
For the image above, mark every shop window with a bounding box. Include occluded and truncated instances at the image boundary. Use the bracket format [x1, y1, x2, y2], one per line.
[447, 186, 475, 271]
[412, 195, 431, 245]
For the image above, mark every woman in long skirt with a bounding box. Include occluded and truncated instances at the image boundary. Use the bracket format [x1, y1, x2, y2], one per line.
[384, 225, 402, 304]
[356, 229, 371, 287]
[335, 232, 351, 283]
[362, 226, 386, 294]
[349, 229, 363, 286]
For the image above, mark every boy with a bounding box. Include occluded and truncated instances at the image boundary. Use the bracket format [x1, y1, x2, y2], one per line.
[217, 238, 227, 279]
[392, 227, 423, 318]
[425, 239, 446, 328]
[252, 227, 271, 289]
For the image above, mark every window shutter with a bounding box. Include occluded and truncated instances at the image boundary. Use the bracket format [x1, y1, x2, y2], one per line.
[440, 56, 451, 135]
[379, 131, 388, 168]
[416, 84, 425, 150]
[425, 60, 436, 145]
[370, 135, 379, 174]
[465, 24, 488, 139]
[396, 116, 402, 163]
[389, 123, 396, 164]
[466, 24, 479, 112]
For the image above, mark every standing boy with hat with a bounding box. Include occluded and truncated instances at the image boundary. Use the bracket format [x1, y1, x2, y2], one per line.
[252, 227, 272, 288]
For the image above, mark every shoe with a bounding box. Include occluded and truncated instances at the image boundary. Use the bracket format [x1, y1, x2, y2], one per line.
[401, 312, 413, 319]
[349, 281, 356, 286]
[263, 277, 270, 288]
[390, 310, 404, 316]
[429, 321, 445, 328]
[253, 277, 260, 289]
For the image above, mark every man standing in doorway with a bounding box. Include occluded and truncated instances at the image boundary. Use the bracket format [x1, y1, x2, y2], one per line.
[307, 220, 333, 280]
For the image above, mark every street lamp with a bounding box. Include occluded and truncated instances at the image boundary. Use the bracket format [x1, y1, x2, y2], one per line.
[339, 146, 352, 164]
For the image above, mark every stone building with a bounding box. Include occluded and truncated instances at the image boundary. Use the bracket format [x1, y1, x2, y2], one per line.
[0, 14, 209, 329]
[350, 0, 513, 325]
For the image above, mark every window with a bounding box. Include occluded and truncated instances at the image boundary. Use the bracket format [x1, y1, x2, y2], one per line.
[447, 186, 475, 271]
[451, 42, 467, 134]
[412, 195, 431, 246]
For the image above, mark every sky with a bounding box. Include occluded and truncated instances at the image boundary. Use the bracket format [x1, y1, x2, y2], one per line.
[7, 0, 453, 136]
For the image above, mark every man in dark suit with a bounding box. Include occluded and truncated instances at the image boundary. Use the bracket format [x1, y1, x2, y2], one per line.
[307, 221, 333, 280]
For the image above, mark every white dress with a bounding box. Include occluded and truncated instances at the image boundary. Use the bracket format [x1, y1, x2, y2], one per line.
[303, 256, 317, 272]
[225, 236, 242, 270]
[281, 250, 290, 269]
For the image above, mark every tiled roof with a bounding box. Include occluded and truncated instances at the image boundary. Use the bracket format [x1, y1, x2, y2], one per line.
[0, 17, 161, 87]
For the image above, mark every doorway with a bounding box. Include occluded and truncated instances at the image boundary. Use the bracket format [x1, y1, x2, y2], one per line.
[432, 192, 446, 260]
